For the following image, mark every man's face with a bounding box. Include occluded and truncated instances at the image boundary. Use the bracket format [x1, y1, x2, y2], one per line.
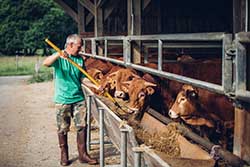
[70, 39, 82, 56]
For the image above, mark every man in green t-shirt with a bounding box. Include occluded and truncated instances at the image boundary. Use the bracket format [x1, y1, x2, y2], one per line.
[43, 34, 97, 166]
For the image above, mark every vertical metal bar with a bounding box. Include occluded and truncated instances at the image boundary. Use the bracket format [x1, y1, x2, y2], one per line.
[104, 39, 107, 57]
[123, 37, 131, 64]
[120, 128, 128, 167]
[134, 152, 141, 167]
[158, 39, 163, 71]
[144, 46, 148, 64]
[91, 39, 96, 55]
[235, 39, 247, 92]
[83, 40, 86, 53]
[99, 107, 105, 167]
[246, 0, 248, 32]
[86, 95, 92, 152]
[131, 0, 134, 35]
[222, 34, 233, 94]
[132, 147, 142, 167]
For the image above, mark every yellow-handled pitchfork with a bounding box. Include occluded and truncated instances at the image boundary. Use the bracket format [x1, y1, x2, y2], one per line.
[45, 38, 122, 109]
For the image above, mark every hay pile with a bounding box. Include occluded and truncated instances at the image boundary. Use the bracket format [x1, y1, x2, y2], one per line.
[133, 123, 181, 158]
[97, 95, 181, 158]
[97, 95, 130, 119]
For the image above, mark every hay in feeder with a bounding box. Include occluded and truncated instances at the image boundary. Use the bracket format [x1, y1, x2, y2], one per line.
[133, 123, 181, 158]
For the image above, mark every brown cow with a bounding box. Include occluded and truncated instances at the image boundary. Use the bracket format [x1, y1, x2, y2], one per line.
[87, 68, 104, 83]
[122, 78, 157, 114]
[99, 68, 140, 99]
[168, 85, 216, 127]
[168, 84, 234, 149]
[168, 85, 234, 126]
[85, 57, 113, 75]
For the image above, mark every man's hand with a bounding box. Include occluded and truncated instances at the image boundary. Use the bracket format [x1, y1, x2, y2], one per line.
[59, 51, 69, 59]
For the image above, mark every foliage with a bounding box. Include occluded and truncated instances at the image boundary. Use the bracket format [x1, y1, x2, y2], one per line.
[0, 56, 52, 76]
[0, 0, 77, 55]
[28, 71, 53, 83]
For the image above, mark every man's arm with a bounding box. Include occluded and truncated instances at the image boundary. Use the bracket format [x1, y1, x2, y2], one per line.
[43, 53, 60, 67]
[43, 51, 68, 67]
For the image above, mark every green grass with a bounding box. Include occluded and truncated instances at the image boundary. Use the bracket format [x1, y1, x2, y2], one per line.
[0, 56, 53, 83]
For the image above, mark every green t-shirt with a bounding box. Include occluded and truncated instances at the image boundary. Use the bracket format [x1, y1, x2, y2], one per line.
[51, 54, 86, 104]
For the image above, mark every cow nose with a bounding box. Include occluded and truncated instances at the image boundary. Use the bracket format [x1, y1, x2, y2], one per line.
[115, 91, 125, 98]
[127, 108, 139, 114]
[168, 109, 179, 119]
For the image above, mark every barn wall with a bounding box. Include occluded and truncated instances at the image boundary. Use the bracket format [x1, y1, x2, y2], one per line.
[142, 0, 233, 34]
[103, 0, 127, 35]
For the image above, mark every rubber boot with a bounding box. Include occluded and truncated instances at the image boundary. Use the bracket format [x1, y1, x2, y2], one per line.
[58, 132, 70, 166]
[77, 128, 98, 165]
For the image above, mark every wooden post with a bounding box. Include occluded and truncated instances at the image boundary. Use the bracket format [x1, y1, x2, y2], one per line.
[77, 0, 86, 34]
[127, 0, 132, 35]
[128, 0, 142, 64]
[233, 0, 247, 33]
[94, 0, 103, 37]
[233, 107, 250, 162]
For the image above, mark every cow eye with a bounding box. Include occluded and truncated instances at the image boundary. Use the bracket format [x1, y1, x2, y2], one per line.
[128, 76, 133, 80]
[177, 96, 186, 103]
[189, 91, 198, 99]
[186, 90, 198, 99]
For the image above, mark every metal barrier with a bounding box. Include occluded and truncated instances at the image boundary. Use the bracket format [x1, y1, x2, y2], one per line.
[82, 84, 220, 167]
[235, 32, 250, 103]
[81, 32, 234, 96]
[82, 84, 138, 166]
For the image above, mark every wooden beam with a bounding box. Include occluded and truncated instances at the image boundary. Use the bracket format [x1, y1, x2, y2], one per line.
[79, 0, 95, 15]
[54, 0, 78, 22]
[143, 0, 151, 10]
[233, 0, 247, 33]
[127, 0, 142, 63]
[157, 0, 161, 33]
[134, 0, 142, 35]
[94, 0, 103, 37]
[98, 0, 108, 7]
[234, 107, 250, 162]
[127, 0, 132, 35]
[77, 0, 86, 34]
[104, 0, 120, 21]
[127, 0, 142, 35]
[86, 13, 94, 25]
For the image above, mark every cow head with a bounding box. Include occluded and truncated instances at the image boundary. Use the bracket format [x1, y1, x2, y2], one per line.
[168, 85, 198, 119]
[104, 69, 140, 99]
[122, 78, 156, 114]
[87, 68, 104, 83]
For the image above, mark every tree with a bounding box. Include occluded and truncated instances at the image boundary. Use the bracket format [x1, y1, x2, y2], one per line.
[0, 0, 77, 55]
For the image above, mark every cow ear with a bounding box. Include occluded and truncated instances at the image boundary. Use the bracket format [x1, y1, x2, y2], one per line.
[144, 81, 157, 87]
[146, 87, 155, 95]
[186, 90, 198, 99]
[108, 71, 118, 77]
[132, 73, 141, 79]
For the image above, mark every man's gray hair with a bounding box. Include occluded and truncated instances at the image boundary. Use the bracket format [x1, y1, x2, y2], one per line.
[65, 34, 82, 48]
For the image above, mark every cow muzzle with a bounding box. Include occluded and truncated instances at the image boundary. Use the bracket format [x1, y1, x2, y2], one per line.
[114, 91, 126, 99]
[127, 107, 139, 114]
[168, 109, 179, 119]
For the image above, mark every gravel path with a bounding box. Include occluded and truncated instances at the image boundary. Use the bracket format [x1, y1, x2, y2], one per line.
[0, 76, 120, 167]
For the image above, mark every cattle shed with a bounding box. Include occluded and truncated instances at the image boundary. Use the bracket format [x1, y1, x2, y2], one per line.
[55, 0, 250, 166]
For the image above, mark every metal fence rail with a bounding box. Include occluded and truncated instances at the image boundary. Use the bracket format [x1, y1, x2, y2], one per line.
[81, 32, 235, 96]
[235, 32, 250, 103]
